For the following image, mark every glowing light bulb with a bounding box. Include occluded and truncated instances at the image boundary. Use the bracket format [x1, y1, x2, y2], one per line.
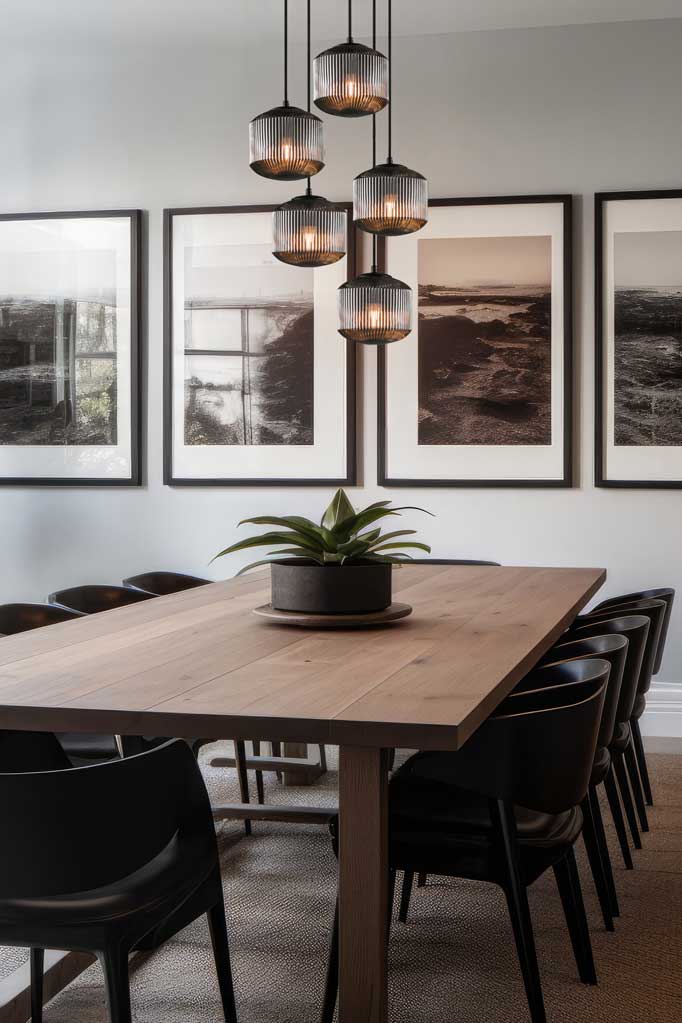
[366, 304, 383, 328]
[302, 228, 317, 251]
[345, 77, 357, 98]
[281, 140, 292, 163]
[383, 194, 397, 218]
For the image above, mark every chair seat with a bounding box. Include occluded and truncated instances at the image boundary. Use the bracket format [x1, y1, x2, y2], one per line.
[610, 721, 631, 753]
[632, 693, 646, 719]
[57, 732, 120, 762]
[385, 754, 582, 886]
[590, 745, 611, 786]
[0, 833, 215, 940]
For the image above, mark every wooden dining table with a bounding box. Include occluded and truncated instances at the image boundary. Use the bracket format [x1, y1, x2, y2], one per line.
[0, 563, 605, 1023]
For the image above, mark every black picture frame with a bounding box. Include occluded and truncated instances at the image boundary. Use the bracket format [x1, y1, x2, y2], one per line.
[0, 209, 143, 487]
[595, 188, 682, 489]
[377, 194, 573, 488]
[163, 204, 357, 487]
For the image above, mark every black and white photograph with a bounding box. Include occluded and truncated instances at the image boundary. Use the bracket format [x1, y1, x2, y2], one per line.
[418, 234, 552, 446]
[613, 231, 682, 447]
[0, 211, 141, 484]
[379, 196, 572, 486]
[164, 205, 355, 485]
[596, 190, 682, 486]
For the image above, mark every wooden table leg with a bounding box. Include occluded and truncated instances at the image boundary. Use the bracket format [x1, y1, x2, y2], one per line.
[338, 745, 389, 1023]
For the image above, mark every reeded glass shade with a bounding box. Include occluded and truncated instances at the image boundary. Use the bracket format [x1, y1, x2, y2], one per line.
[354, 161, 428, 235]
[314, 41, 388, 117]
[249, 104, 324, 180]
[338, 270, 412, 345]
[273, 194, 346, 268]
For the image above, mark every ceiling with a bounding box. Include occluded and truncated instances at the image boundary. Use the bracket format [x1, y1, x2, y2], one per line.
[5, 0, 682, 44]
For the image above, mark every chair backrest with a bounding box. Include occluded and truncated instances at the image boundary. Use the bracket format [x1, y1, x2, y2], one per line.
[570, 615, 649, 724]
[579, 598, 665, 697]
[595, 588, 674, 675]
[122, 571, 211, 596]
[527, 633, 627, 749]
[0, 739, 215, 899]
[0, 602, 86, 634]
[428, 659, 607, 814]
[48, 584, 155, 615]
[406, 559, 501, 566]
[0, 730, 72, 773]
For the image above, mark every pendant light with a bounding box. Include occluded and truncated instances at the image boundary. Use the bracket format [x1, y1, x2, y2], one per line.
[353, 0, 428, 234]
[273, 1, 346, 268]
[249, 0, 324, 180]
[313, 0, 388, 117]
[338, 0, 412, 345]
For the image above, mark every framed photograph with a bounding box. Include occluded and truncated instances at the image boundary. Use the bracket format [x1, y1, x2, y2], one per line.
[0, 210, 141, 485]
[378, 195, 573, 487]
[595, 189, 682, 488]
[164, 204, 356, 486]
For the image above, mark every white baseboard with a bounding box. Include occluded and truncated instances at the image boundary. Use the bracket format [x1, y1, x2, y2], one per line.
[641, 681, 682, 739]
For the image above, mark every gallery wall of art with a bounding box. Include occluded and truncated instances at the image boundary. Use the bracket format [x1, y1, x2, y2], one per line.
[1, 17, 682, 715]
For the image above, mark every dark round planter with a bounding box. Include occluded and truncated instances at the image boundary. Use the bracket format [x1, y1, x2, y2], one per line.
[270, 558, 392, 614]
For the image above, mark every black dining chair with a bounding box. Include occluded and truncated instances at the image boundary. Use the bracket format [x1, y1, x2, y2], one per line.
[572, 598, 666, 831]
[0, 602, 120, 764]
[48, 584, 156, 614]
[569, 615, 651, 865]
[585, 588, 674, 808]
[122, 571, 211, 595]
[407, 558, 501, 566]
[0, 739, 237, 1023]
[515, 634, 628, 929]
[322, 660, 609, 1023]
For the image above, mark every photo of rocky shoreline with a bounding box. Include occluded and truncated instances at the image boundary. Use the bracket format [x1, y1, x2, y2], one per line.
[417, 235, 552, 446]
[613, 231, 682, 447]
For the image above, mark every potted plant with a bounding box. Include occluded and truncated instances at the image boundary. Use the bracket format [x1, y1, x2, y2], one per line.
[213, 489, 433, 615]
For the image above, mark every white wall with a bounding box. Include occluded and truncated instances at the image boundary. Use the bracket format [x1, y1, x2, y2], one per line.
[1, 18, 681, 730]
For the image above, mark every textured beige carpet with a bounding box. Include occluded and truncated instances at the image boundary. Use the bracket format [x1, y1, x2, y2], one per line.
[4, 747, 682, 1022]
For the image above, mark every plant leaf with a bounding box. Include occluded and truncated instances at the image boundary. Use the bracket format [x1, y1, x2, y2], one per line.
[365, 529, 417, 548]
[370, 542, 432, 554]
[235, 553, 319, 576]
[363, 552, 413, 564]
[321, 488, 356, 531]
[237, 516, 331, 550]
[211, 531, 325, 563]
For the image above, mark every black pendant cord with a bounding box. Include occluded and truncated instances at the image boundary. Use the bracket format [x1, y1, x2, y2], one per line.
[372, 0, 378, 270]
[348, 0, 353, 41]
[283, 0, 289, 105]
[306, 0, 312, 197]
[387, 0, 392, 162]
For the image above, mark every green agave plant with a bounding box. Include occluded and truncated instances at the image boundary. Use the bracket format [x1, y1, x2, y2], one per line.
[213, 489, 434, 576]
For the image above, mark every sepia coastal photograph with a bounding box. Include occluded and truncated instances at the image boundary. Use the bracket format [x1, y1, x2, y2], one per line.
[183, 242, 314, 447]
[417, 234, 552, 446]
[613, 230, 682, 447]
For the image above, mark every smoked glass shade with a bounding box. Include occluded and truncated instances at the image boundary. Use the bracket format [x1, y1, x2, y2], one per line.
[314, 41, 388, 117]
[249, 104, 324, 180]
[353, 160, 428, 235]
[338, 270, 412, 345]
[273, 195, 346, 268]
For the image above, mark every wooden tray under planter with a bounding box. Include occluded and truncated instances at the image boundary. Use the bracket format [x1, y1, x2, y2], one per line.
[252, 602, 413, 629]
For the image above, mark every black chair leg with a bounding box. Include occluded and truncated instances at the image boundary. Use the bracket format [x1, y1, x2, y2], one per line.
[399, 870, 414, 923]
[614, 753, 642, 850]
[553, 851, 598, 985]
[417, 872, 427, 887]
[321, 900, 338, 1023]
[580, 796, 614, 931]
[589, 785, 619, 917]
[319, 744, 328, 773]
[604, 768, 633, 869]
[271, 741, 283, 783]
[30, 948, 44, 1023]
[624, 740, 649, 832]
[631, 717, 653, 806]
[234, 740, 252, 836]
[207, 898, 238, 1023]
[493, 800, 547, 1023]
[251, 741, 265, 805]
[100, 946, 132, 1023]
